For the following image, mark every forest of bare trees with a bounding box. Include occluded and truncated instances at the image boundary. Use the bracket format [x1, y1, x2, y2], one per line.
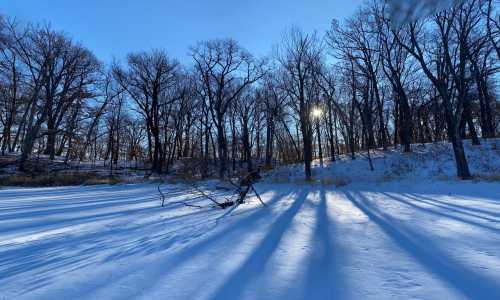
[0, 0, 498, 180]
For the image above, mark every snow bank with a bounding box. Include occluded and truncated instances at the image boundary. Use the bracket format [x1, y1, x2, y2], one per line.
[265, 139, 500, 185]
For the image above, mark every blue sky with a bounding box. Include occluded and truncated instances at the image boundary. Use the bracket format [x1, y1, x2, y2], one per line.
[1, 0, 363, 64]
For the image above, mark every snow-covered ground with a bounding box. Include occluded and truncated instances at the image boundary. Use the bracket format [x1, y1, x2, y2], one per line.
[266, 139, 500, 184]
[1, 140, 500, 299]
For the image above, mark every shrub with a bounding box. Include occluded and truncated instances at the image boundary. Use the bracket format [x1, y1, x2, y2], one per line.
[320, 177, 350, 187]
[0, 172, 122, 187]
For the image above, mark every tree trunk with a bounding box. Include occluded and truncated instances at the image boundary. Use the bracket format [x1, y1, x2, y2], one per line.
[265, 116, 274, 169]
[216, 121, 227, 179]
[316, 120, 323, 167]
[44, 119, 56, 160]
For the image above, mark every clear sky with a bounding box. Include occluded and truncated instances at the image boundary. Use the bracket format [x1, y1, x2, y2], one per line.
[1, 0, 363, 64]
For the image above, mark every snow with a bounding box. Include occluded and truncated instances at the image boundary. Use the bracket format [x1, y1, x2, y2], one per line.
[266, 139, 500, 184]
[1, 141, 500, 299]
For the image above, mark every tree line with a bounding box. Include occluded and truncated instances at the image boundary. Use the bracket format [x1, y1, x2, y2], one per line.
[0, 0, 498, 180]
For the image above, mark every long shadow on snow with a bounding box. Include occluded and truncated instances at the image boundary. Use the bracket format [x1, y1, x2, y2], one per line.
[297, 187, 348, 299]
[0, 186, 103, 198]
[0, 195, 208, 234]
[350, 182, 500, 204]
[403, 193, 500, 219]
[61, 189, 296, 298]
[0, 206, 215, 291]
[379, 192, 500, 234]
[208, 188, 310, 300]
[0, 184, 146, 204]
[342, 190, 500, 300]
[0, 188, 150, 212]
[0, 185, 195, 213]
[0, 194, 159, 221]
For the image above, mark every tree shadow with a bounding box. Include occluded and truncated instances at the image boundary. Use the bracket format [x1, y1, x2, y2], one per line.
[404, 193, 500, 219]
[1, 186, 291, 297]
[0, 184, 149, 205]
[0, 186, 207, 234]
[0, 207, 212, 284]
[0, 188, 169, 212]
[351, 182, 500, 204]
[297, 186, 348, 299]
[379, 192, 500, 234]
[73, 188, 297, 299]
[342, 190, 500, 300]
[207, 188, 310, 300]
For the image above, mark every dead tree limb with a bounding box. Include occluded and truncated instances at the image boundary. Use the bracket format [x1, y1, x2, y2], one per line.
[189, 183, 234, 209]
[158, 181, 203, 209]
[250, 185, 266, 207]
[158, 182, 166, 207]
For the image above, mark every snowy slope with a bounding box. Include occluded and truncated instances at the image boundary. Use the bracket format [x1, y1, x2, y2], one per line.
[266, 139, 500, 185]
[1, 140, 500, 300]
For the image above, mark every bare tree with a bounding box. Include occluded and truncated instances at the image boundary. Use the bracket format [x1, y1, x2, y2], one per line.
[191, 39, 264, 178]
[278, 28, 322, 180]
[7, 24, 99, 169]
[395, 12, 474, 178]
[113, 50, 179, 173]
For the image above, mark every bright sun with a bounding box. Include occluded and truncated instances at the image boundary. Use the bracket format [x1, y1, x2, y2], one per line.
[311, 107, 323, 118]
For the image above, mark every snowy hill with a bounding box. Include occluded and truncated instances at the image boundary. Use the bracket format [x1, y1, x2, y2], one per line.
[266, 139, 500, 185]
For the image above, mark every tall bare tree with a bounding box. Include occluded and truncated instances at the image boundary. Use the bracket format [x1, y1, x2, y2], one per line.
[191, 39, 264, 178]
[113, 50, 179, 173]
